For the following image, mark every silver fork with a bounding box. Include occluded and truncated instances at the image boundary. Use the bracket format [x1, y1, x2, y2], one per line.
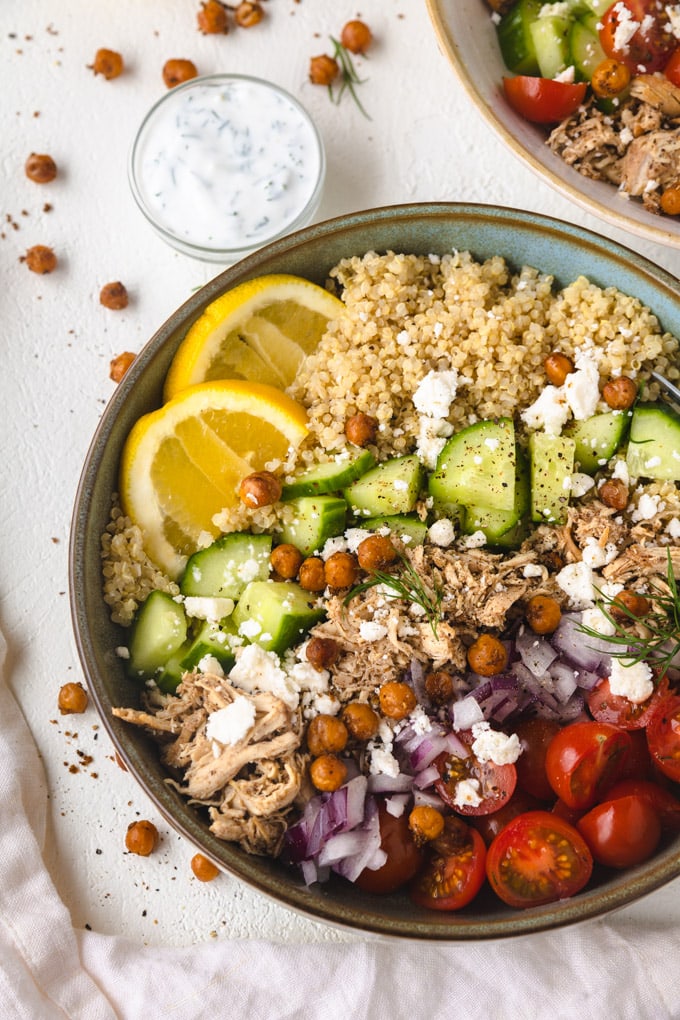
[651, 370, 680, 407]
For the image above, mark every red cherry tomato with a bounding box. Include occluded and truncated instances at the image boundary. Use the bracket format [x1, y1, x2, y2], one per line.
[599, 0, 676, 73]
[410, 817, 487, 911]
[503, 76, 587, 124]
[514, 717, 561, 801]
[354, 802, 423, 894]
[545, 720, 632, 810]
[606, 778, 680, 832]
[578, 794, 661, 869]
[616, 726, 654, 781]
[486, 811, 593, 909]
[646, 694, 680, 783]
[470, 788, 544, 845]
[665, 48, 680, 86]
[434, 733, 517, 816]
[587, 674, 668, 730]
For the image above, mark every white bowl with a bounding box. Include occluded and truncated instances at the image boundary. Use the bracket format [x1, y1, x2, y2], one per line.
[426, 0, 680, 249]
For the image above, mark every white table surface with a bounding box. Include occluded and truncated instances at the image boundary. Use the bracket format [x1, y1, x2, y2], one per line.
[3, 0, 680, 949]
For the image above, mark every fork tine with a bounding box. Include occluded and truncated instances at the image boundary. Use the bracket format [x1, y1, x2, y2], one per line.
[651, 371, 680, 405]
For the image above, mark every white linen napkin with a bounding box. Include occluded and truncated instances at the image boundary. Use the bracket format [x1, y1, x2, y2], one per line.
[2, 628, 680, 1020]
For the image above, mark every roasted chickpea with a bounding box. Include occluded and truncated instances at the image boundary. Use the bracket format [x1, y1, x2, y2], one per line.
[408, 805, 445, 847]
[544, 352, 575, 387]
[270, 543, 303, 579]
[525, 594, 562, 635]
[424, 670, 455, 705]
[25, 152, 57, 183]
[125, 819, 158, 856]
[109, 351, 136, 383]
[191, 853, 220, 881]
[306, 713, 348, 755]
[591, 57, 631, 98]
[22, 245, 57, 274]
[163, 58, 198, 88]
[340, 19, 373, 54]
[239, 470, 282, 508]
[324, 551, 358, 589]
[341, 701, 379, 741]
[100, 281, 129, 310]
[466, 633, 508, 677]
[58, 681, 88, 715]
[90, 48, 124, 79]
[197, 0, 228, 33]
[306, 636, 340, 670]
[357, 534, 398, 572]
[345, 412, 379, 447]
[309, 54, 339, 86]
[611, 589, 651, 621]
[298, 557, 326, 592]
[602, 376, 637, 411]
[310, 753, 347, 792]
[379, 680, 417, 720]
[660, 185, 680, 217]
[235, 1, 264, 27]
[599, 477, 629, 510]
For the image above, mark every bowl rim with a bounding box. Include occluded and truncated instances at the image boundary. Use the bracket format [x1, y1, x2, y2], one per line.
[425, 0, 680, 250]
[70, 201, 680, 940]
[127, 72, 326, 261]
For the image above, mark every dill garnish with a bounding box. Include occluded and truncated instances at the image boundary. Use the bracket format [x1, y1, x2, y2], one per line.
[579, 549, 680, 675]
[328, 37, 371, 119]
[344, 553, 443, 637]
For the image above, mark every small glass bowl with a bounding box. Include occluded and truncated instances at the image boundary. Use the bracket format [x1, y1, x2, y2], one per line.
[128, 74, 326, 263]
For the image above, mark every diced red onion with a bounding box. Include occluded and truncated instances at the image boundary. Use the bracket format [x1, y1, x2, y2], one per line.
[300, 859, 319, 886]
[451, 695, 484, 731]
[410, 730, 452, 771]
[551, 614, 611, 675]
[548, 660, 579, 703]
[412, 788, 447, 810]
[516, 626, 558, 678]
[367, 772, 413, 795]
[413, 764, 441, 789]
[444, 730, 469, 757]
[384, 793, 410, 817]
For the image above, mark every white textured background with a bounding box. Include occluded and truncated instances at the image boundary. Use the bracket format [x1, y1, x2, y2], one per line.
[2, 0, 680, 948]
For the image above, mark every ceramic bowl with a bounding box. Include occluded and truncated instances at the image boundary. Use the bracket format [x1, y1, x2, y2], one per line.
[70, 203, 680, 940]
[426, 0, 680, 250]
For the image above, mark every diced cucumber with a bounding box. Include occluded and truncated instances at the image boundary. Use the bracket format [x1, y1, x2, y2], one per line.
[462, 447, 530, 544]
[281, 448, 375, 499]
[529, 431, 575, 524]
[497, 0, 542, 75]
[626, 403, 680, 481]
[359, 513, 428, 546]
[232, 580, 325, 655]
[279, 495, 347, 556]
[155, 651, 187, 694]
[581, 0, 611, 15]
[429, 419, 516, 512]
[180, 617, 239, 673]
[566, 410, 631, 474]
[128, 590, 187, 680]
[344, 455, 424, 517]
[180, 533, 272, 599]
[569, 15, 606, 81]
[530, 14, 571, 79]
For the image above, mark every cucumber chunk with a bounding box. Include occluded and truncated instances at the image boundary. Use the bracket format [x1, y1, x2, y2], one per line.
[359, 513, 428, 546]
[626, 402, 680, 481]
[232, 580, 325, 655]
[497, 0, 542, 75]
[128, 590, 188, 680]
[530, 14, 571, 79]
[344, 455, 424, 517]
[462, 447, 530, 544]
[155, 651, 187, 694]
[179, 617, 239, 673]
[529, 431, 575, 524]
[429, 419, 516, 512]
[279, 495, 347, 556]
[569, 16, 606, 81]
[566, 410, 631, 474]
[281, 448, 376, 499]
[581, 0, 611, 15]
[180, 533, 272, 599]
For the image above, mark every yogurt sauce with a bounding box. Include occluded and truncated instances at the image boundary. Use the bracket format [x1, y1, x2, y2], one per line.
[131, 76, 324, 254]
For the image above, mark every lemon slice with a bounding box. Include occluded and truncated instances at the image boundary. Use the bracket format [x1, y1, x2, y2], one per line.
[163, 274, 344, 402]
[120, 380, 308, 578]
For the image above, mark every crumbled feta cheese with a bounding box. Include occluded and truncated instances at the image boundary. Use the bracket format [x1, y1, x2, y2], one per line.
[608, 657, 654, 704]
[571, 472, 596, 498]
[611, 2, 639, 53]
[413, 369, 459, 418]
[206, 697, 256, 747]
[556, 561, 597, 608]
[321, 535, 348, 560]
[183, 596, 235, 621]
[553, 65, 576, 83]
[229, 644, 299, 709]
[666, 518, 680, 539]
[669, 4, 680, 40]
[471, 721, 522, 765]
[197, 654, 225, 676]
[453, 778, 483, 809]
[581, 536, 618, 569]
[359, 621, 388, 642]
[409, 704, 433, 736]
[564, 354, 600, 420]
[345, 527, 372, 553]
[367, 741, 401, 778]
[632, 492, 662, 522]
[459, 530, 487, 549]
[580, 605, 616, 638]
[115, 645, 130, 659]
[521, 385, 570, 436]
[238, 618, 262, 638]
[287, 659, 330, 693]
[611, 458, 630, 485]
[523, 563, 544, 579]
[428, 518, 456, 547]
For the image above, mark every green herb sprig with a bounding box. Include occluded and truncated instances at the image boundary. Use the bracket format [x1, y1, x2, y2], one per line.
[328, 36, 371, 119]
[344, 553, 443, 638]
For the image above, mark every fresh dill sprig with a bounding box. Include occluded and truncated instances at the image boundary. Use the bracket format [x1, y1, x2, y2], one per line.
[328, 36, 371, 120]
[578, 548, 680, 675]
[344, 552, 443, 638]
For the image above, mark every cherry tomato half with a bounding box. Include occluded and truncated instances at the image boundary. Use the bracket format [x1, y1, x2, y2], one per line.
[545, 720, 632, 810]
[606, 778, 680, 832]
[587, 674, 668, 730]
[354, 802, 424, 895]
[514, 717, 561, 801]
[434, 735, 517, 817]
[646, 694, 680, 783]
[665, 47, 680, 87]
[410, 817, 487, 911]
[578, 794, 661, 869]
[503, 76, 587, 124]
[486, 811, 593, 909]
[599, 0, 677, 73]
[471, 788, 544, 846]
